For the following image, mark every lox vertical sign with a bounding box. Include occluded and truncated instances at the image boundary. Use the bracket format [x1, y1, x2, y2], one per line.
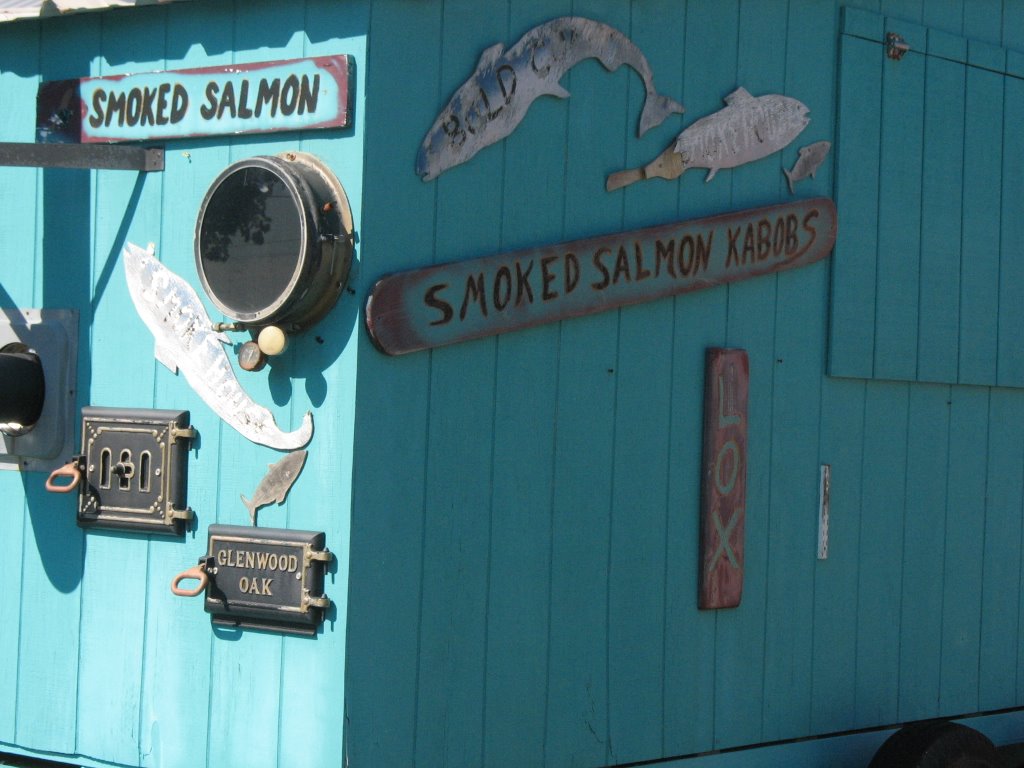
[698, 348, 748, 610]
[65, 55, 351, 143]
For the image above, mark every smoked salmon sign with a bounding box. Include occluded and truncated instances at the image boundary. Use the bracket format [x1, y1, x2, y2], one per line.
[59, 55, 351, 143]
[366, 197, 837, 355]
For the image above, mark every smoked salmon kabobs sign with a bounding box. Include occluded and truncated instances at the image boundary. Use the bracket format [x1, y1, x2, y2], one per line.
[60, 56, 351, 143]
[366, 198, 837, 355]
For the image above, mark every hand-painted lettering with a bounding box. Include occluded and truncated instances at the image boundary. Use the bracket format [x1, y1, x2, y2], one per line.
[388, 201, 834, 354]
[497, 65, 517, 105]
[655, 240, 676, 278]
[253, 78, 278, 117]
[493, 267, 513, 311]
[564, 252, 580, 294]
[236, 80, 253, 119]
[200, 81, 219, 120]
[216, 81, 237, 120]
[714, 439, 740, 495]
[541, 255, 559, 301]
[612, 246, 631, 284]
[279, 74, 301, 116]
[155, 83, 171, 125]
[88, 90, 106, 128]
[634, 242, 651, 281]
[591, 248, 612, 290]
[80, 57, 348, 142]
[460, 273, 488, 319]
[425, 284, 454, 326]
[717, 369, 741, 428]
[515, 260, 534, 305]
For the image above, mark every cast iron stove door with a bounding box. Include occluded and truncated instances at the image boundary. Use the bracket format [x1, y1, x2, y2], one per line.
[77, 406, 194, 534]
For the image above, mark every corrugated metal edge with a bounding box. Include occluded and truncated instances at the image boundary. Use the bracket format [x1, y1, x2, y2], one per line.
[0, 0, 191, 24]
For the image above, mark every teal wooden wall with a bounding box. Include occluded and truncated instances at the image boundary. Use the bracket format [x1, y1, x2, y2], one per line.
[0, 1, 366, 766]
[2, 1, 1024, 767]
[349, 1, 1024, 767]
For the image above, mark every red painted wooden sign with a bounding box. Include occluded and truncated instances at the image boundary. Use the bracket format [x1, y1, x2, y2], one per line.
[366, 198, 836, 355]
[699, 348, 748, 610]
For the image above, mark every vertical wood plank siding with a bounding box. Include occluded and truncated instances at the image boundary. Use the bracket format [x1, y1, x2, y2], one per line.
[0, 0, 365, 766]
[0, 1, 1023, 767]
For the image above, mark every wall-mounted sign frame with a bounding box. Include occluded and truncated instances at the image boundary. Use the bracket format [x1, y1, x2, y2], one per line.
[366, 198, 837, 355]
[37, 55, 351, 144]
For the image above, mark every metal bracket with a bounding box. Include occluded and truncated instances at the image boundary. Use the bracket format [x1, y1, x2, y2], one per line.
[170, 425, 197, 443]
[886, 32, 910, 60]
[306, 547, 333, 564]
[303, 592, 331, 610]
[818, 464, 831, 560]
[169, 506, 194, 522]
[0, 142, 164, 172]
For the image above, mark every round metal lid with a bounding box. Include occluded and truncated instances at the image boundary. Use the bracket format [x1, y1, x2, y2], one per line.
[195, 155, 319, 326]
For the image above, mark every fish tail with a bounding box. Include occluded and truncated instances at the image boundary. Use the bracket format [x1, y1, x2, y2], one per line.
[783, 167, 795, 195]
[638, 93, 685, 137]
[606, 167, 645, 192]
[241, 494, 255, 522]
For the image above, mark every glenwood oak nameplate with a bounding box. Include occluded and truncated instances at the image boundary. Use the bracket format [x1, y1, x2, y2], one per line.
[172, 525, 333, 635]
[366, 198, 836, 355]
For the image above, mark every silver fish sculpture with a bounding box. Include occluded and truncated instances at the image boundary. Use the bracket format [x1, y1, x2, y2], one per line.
[416, 16, 685, 181]
[784, 140, 831, 194]
[122, 242, 313, 451]
[241, 449, 307, 525]
[607, 87, 809, 191]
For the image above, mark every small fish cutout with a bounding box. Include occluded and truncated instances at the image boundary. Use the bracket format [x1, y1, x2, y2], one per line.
[607, 87, 810, 191]
[416, 16, 684, 181]
[241, 449, 308, 525]
[784, 140, 831, 194]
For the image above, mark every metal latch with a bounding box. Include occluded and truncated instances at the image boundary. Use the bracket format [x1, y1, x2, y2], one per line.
[306, 547, 333, 565]
[302, 592, 331, 610]
[886, 32, 910, 60]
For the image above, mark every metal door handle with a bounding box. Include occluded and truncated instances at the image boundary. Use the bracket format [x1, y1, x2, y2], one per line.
[170, 565, 209, 597]
[45, 461, 81, 493]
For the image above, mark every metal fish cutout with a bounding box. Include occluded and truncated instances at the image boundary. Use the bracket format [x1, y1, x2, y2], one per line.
[607, 87, 809, 191]
[416, 16, 685, 181]
[122, 242, 313, 451]
[784, 140, 831, 194]
[241, 449, 307, 525]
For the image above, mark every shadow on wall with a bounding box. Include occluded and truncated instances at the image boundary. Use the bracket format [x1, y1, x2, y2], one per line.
[13, 18, 99, 591]
[19, 171, 154, 592]
[20, 162, 92, 592]
[265, 248, 361, 410]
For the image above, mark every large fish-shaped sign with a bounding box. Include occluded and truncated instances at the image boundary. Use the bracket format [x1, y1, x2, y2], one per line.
[416, 16, 685, 181]
[607, 87, 809, 191]
[123, 242, 313, 451]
